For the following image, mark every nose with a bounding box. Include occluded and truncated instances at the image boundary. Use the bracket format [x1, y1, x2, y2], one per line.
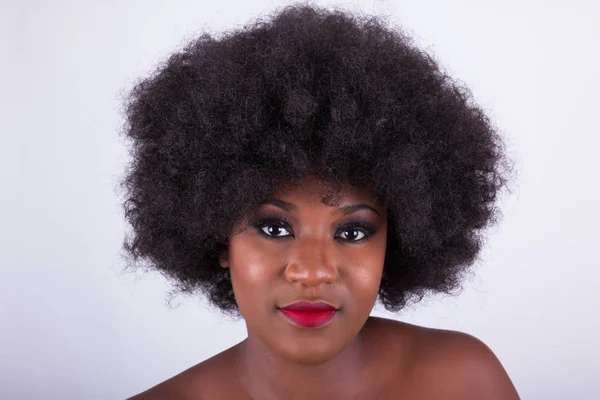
[284, 236, 338, 287]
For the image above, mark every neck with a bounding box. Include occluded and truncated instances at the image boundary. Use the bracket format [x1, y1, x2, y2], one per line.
[235, 327, 370, 399]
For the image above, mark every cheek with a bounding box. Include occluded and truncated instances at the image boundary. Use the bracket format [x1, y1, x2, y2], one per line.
[228, 228, 387, 313]
[228, 234, 281, 308]
[345, 254, 385, 296]
[343, 236, 387, 299]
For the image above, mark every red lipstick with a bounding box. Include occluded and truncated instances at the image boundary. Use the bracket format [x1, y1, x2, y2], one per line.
[280, 301, 338, 328]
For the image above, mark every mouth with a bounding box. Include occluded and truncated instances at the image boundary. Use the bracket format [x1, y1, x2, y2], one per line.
[279, 301, 338, 328]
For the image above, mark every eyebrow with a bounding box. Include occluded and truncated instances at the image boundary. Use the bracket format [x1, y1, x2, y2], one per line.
[265, 198, 380, 217]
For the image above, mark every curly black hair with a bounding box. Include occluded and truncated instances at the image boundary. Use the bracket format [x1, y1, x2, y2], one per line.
[120, 3, 510, 315]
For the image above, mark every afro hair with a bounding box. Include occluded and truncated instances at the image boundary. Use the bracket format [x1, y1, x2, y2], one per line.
[120, 3, 510, 315]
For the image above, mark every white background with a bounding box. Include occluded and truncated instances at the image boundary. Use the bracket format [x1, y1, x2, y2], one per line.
[2, 0, 599, 399]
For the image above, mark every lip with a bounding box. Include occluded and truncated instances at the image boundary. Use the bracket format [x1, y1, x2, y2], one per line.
[279, 301, 338, 328]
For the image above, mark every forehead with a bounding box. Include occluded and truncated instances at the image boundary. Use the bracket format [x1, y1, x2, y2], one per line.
[273, 177, 381, 207]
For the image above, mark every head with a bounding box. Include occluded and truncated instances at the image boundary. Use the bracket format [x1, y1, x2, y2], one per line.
[219, 176, 387, 363]
[120, 2, 509, 359]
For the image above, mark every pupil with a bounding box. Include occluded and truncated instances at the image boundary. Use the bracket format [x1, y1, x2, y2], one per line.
[347, 229, 357, 240]
[269, 226, 281, 235]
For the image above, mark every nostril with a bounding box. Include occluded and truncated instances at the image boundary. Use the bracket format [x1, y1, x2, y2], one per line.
[284, 262, 338, 286]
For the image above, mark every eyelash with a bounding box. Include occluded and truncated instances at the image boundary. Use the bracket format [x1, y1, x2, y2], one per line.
[251, 214, 376, 243]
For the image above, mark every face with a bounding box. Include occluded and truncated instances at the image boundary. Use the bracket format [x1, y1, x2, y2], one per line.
[220, 177, 387, 364]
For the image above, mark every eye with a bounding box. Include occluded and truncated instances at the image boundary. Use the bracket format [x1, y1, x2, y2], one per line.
[338, 228, 366, 241]
[335, 220, 376, 243]
[252, 217, 294, 239]
[260, 223, 292, 237]
[252, 216, 376, 242]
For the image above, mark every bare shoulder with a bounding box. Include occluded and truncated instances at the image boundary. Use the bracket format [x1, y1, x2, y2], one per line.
[126, 345, 241, 400]
[367, 316, 520, 399]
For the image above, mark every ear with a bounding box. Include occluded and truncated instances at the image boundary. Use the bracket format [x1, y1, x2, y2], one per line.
[219, 248, 230, 269]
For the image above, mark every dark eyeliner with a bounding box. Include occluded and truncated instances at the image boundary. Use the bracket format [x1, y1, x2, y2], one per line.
[250, 215, 376, 242]
[335, 219, 377, 242]
[251, 214, 294, 238]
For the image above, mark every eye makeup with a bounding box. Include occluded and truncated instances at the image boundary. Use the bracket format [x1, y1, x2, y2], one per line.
[251, 214, 294, 239]
[249, 213, 378, 243]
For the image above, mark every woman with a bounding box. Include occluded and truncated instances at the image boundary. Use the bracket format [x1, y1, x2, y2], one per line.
[121, 3, 519, 399]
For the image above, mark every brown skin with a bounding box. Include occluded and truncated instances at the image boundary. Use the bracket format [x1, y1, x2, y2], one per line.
[129, 178, 520, 399]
